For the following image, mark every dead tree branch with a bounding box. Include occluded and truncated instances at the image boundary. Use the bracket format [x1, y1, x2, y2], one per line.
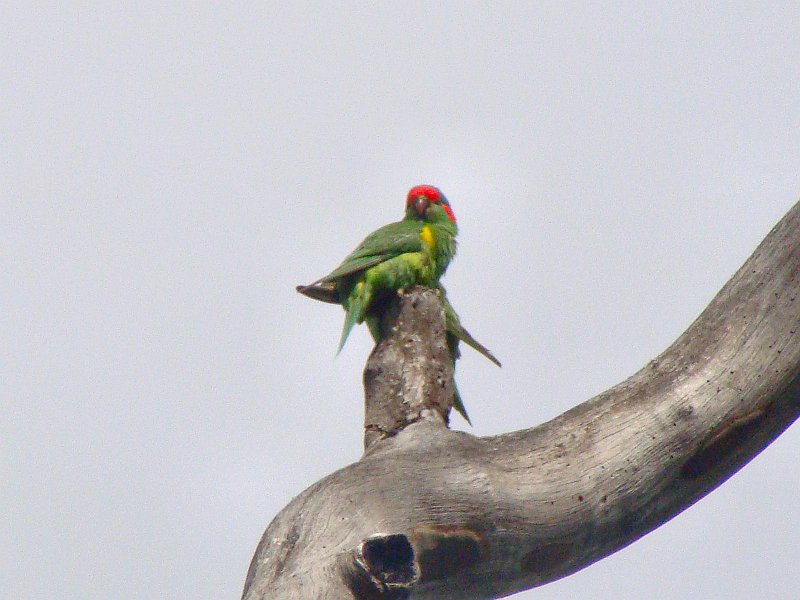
[243, 201, 800, 599]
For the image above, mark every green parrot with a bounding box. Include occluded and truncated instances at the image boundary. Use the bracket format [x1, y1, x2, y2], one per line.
[296, 184, 500, 423]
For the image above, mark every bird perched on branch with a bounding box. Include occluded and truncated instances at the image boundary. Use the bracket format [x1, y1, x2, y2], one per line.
[297, 184, 500, 423]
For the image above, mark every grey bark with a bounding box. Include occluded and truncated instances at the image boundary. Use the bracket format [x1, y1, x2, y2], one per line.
[362, 288, 455, 449]
[243, 201, 800, 599]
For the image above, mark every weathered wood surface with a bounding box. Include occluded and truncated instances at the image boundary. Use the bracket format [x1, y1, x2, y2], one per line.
[362, 289, 455, 449]
[243, 201, 800, 600]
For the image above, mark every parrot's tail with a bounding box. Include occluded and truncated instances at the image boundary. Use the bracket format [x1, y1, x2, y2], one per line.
[442, 295, 502, 367]
[452, 382, 472, 425]
[337, 282, 370, 353]
[453, 325, 502, 367]
[337, 308, 359, 353]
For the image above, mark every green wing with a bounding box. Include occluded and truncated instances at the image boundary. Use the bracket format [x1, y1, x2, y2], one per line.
[316, 220, 424, 283]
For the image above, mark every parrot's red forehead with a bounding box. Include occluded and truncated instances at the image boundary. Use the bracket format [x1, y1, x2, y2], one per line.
[407, 185, 442, 203]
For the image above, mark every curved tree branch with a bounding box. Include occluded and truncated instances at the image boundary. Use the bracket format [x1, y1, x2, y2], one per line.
[243, 201, 800, 599]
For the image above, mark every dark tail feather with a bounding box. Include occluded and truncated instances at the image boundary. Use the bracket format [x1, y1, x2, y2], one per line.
[452, 381, 472, 425]
[442, 297, 501, 367]
[296, 281, 340, 304]
[452, 324, 502, 367]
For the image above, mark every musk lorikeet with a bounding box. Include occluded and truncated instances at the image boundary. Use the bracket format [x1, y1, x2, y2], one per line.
[296, 184, 500, 423]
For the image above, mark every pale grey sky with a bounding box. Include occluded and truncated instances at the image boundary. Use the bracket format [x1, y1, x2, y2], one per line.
[2, 3, 799, 599]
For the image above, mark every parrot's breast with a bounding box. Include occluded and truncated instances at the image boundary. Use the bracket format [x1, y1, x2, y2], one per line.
[420, 225, 435, 250]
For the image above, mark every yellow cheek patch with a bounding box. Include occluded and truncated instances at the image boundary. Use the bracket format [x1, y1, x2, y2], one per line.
[420, 225, 435, 249]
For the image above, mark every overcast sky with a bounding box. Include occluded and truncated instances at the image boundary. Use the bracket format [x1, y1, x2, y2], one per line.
[3, 3, 799, 599]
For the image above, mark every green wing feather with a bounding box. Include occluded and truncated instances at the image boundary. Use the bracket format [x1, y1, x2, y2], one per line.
[319, 222, 424, 282]
[297, 221, 424, 303]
